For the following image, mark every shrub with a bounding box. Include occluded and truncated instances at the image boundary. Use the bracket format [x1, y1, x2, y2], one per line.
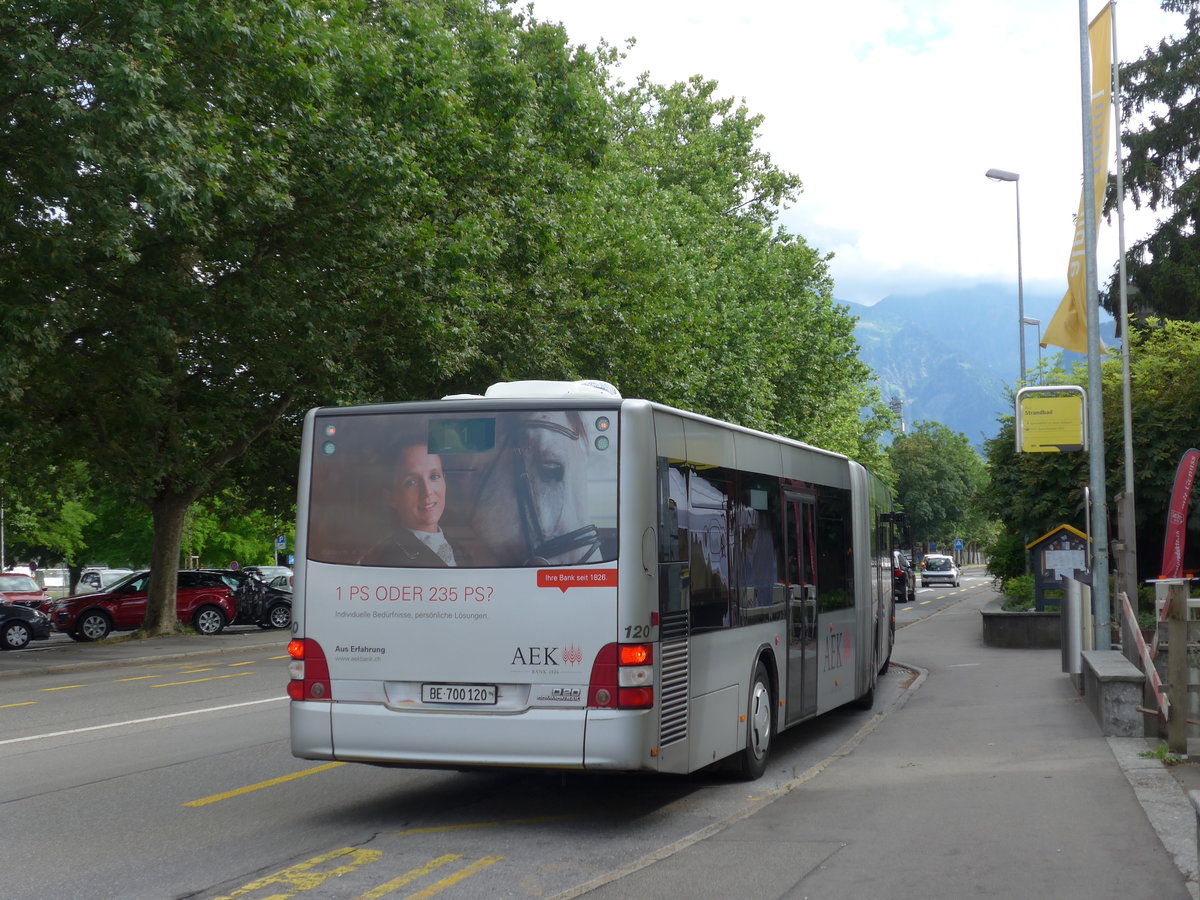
[986, 530, 1027, 585]
[1001, 574, 1035, 611]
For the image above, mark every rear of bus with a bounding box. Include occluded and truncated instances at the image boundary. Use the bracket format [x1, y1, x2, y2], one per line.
[288, 384, 656, 771]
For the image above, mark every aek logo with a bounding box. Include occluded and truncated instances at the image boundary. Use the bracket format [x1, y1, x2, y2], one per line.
[510, 644, 584, 667]
[511, 646, 559, 666]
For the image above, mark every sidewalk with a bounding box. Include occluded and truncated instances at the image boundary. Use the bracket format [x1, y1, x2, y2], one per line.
[566, 591, 1198, 899]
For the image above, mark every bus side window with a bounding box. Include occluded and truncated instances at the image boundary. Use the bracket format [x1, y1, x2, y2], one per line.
[688, 468, 733, 632]
[657, 458, 689, 617]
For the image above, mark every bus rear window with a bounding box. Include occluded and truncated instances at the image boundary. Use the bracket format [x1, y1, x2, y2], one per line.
[307, 409, 618, 568]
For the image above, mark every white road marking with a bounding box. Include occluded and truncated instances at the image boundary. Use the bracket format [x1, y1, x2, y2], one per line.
[0, 696, 285, 747]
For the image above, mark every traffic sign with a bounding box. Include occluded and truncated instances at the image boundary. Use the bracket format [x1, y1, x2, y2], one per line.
[954, 538, 964, 551]
[276, 535, 287, 550]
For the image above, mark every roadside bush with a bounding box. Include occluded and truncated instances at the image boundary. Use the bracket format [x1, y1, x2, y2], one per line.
[985, 530, 1027, 586]
[1000, 574, 1035, 611]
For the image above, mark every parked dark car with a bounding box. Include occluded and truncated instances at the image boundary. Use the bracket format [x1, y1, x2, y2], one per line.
[1, 600, 53, 650]
[267, 573, 293, 592]
[51, 570, 239, 641]
[242, 565, 292, 582]
[0, 573, 54, 614]
[199, 569, 291, 630]
[892, 550, 917, 604]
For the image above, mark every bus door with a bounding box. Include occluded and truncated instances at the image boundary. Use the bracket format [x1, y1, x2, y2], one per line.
[784, 493, 819, 723]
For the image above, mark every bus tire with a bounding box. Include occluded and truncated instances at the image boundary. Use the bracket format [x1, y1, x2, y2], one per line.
[853, 655, 878, 710]
[734, 662, 773, 781]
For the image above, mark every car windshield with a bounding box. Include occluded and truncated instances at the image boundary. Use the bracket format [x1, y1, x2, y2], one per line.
[107, 572, 148, 591]
[0, 575, 39, 592]
[925, 557, 952, 571]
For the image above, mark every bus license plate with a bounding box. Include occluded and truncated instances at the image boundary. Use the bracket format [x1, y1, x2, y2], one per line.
[421, 683, 497, 705]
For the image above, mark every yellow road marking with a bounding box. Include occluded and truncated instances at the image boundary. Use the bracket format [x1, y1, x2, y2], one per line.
[1, 701, 37, 708]
[153, 672, 253, 688]
[184, 762, 345, 807]
[40, 684, 84, 691]
[355, 855, 462, 900]
[115, 675, 160, 682]
[269, 654, 289, 660]
[227, 660, 256, 667]
[403, 856, 503, 899]
[214, 846, 382, 899]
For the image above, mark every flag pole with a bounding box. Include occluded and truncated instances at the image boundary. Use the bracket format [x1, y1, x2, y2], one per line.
[1079, 0, 1111, 648]
[1111, 3, 1139, 606]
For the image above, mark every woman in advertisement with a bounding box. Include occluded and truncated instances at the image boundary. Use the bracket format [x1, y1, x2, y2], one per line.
[357, 436, 467, 567]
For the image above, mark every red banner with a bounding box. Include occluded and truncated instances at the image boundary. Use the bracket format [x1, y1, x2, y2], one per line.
[537, 568, 618, 593]
[1160, 448, 1199, 579]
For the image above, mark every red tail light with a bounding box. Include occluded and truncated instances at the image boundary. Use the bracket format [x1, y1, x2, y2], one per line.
[588, 642, 654, 709]
[287, 638, 332, 701]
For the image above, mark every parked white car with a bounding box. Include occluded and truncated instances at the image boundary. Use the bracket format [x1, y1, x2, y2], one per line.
[920, 554, 960, 587]
[77, 568, 135, 593]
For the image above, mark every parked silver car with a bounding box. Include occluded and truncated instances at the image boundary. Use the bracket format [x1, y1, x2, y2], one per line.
[920, 554, 960, 587]
[77, 568, 135, 593]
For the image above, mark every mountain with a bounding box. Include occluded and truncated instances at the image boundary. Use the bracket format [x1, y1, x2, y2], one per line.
[846, 285, 1117, 448]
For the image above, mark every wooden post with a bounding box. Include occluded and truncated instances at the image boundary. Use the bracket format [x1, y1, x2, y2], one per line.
[1168, 581, 1188, 755]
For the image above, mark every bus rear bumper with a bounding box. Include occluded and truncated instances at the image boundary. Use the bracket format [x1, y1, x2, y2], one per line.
[290, 701, 654, 771]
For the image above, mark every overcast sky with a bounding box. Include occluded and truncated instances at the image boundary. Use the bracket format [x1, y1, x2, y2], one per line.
[525, 0, 1184, 306]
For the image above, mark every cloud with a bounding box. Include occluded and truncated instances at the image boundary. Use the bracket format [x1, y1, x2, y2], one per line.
[528, 0, 1185, 304]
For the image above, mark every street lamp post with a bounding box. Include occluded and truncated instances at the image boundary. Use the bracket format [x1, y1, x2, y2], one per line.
[1021, 316, 1042, 382]
[986, 168, 1026, 382]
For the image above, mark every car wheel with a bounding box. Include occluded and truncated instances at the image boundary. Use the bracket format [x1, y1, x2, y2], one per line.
[265, 603, 291, 630]
[77, 611, 112, 642]
[1, 620, 33, 650]
[733, 662, 773, 780]
[194, 605, 226, 635]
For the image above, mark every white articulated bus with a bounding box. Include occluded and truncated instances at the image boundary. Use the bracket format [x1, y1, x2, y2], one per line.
[288, 380, 897, 779]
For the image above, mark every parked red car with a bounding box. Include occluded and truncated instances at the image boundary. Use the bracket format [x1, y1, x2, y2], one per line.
[0, 573, 54, 614]
[51, 570, 240, 641]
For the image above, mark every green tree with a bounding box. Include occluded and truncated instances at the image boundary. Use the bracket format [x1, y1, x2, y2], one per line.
[521, 72, 890, 467]
[1, 1, 894, 634]
[0, 0, 612, 633]
[888, 421, 989, 550]
[981, 320, 1200, 586]
[1104, 0, 1200, 322]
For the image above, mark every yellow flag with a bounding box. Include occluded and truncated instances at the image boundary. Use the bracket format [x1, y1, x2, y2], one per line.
[1043, 3, 1112, 354]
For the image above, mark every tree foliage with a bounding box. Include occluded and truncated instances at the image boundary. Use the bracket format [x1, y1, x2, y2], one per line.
[981, 320, 1200, 583]
[0, 0, 889, 629]
[887, 421, 988, 551]
[1104, 0, 1200, 322]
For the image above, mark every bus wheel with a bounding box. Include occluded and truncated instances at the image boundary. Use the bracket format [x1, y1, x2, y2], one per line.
[734, 662, 773, 781]
[854, 655, 878, 710]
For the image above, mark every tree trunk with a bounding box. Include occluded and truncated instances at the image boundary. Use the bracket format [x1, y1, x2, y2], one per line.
[142, 492, 195, 636]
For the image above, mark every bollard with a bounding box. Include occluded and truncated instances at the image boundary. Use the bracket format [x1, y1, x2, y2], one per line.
[1062, 579, 1081, 676]
[1168, 581, 1189, 755]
